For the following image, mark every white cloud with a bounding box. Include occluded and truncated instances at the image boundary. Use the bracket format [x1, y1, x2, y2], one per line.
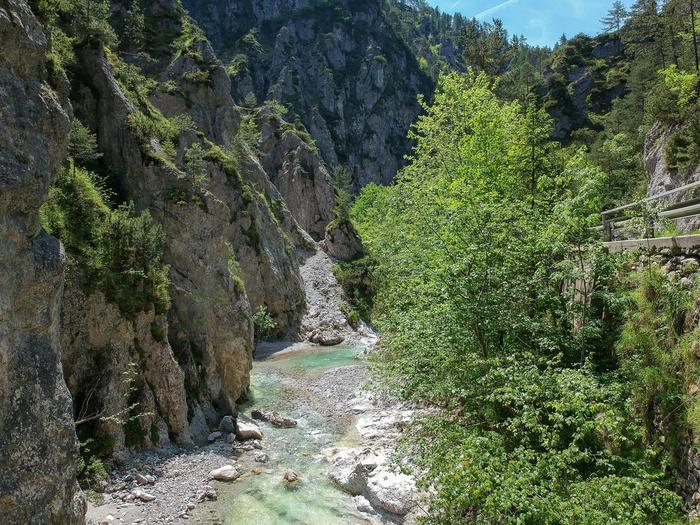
[474, 0, 521, 19]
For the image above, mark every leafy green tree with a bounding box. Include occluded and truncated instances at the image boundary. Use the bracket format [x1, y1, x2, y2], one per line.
[352, 71, 684, 524]
[252, 305, 276, 343]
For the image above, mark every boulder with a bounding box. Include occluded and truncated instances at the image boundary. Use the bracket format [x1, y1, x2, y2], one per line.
[131, 489, 156, 502]
[251, 409, 297, 428]
[328, 448, 368, 496]
[219, 415, 236, 433]
[283, 470, 299, 483]
[207, 431, 223, 442]
[235, 416, 264, 440]
[208, 465, 240, 482]
[366, 466, 416, 516]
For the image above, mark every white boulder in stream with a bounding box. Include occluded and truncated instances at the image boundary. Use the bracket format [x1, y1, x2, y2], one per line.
[366, 466, 417, 515]
[328, 447, 417, 517]
[235, 416, 264, 440]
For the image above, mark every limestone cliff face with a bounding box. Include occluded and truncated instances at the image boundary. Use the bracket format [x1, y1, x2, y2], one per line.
[644, 121, 700, 232]
[0, 0, 85, 522]
[61, 270, 190, 453]
[63, 0, 337, 444]
[257, 106, 335, 241]
[71, 42, 255, 431]
[182, 0, 432, 187]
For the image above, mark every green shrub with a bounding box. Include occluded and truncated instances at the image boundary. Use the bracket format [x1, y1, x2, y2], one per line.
[42, 165, 170, 319]
[100, 203, 170, 317]
[333, 256, 377, 321]
[253, 305, 276, 343]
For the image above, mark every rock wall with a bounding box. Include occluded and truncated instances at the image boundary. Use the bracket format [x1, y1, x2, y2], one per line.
[71, 41, 255, 432]
[539, 35, 626, 141]
[0, 0, 85, 522]
[61, 270, 190, 454]
[644, 121, 700, 232]
[182, 0, 432, 187]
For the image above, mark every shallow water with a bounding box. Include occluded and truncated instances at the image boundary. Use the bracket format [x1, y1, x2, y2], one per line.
[214, 345, 369, 525]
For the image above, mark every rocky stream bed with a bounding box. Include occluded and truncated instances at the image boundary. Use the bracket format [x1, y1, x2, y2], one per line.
[86, 343, 426, 525]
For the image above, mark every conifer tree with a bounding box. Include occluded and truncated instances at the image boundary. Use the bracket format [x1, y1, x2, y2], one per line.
[601, 0, 630, 33]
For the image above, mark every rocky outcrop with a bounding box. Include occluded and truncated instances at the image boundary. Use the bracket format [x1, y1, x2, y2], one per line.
[258, 106, 335, 240]
[182, 0, 432, 187]
[61, 270, 190, 454]
[645, 121, 700, 201]
[324, 217, 364, 262]
[71, 43, 254, 427]
[325, 390, 425, 523]
[539, 35, 626, 140]
[0, 0, 85, 522]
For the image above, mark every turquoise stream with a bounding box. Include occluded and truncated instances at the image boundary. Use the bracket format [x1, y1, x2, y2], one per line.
[208, 345, 370, 525]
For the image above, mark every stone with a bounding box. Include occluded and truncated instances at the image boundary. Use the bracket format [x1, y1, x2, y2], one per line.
[196, 487, 217, 502]
[208, 431, 223, 442]
[683, 258, 700, 274]
[328, 448, 368, 496]
[219, 415, 236, 433]
[251, 409, 297, 428]
[131, 489, 156, 502]
[283, 470, 299, 483]
[235, 417, 264, 440]
[208, 465, 240, 482]
[366, 466, 416, 516]
[354, 496, 374, 514]
[134, 473, 149, 485]
[226, 433, 236, 444]
[254, 452, 269, 463]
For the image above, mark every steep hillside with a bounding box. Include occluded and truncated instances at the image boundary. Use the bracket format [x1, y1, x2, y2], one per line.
[182, 0, 432, 187]
[538, 34, 627, 140]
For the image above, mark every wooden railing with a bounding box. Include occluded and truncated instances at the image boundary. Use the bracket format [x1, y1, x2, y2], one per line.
[599, 179, 700, 252]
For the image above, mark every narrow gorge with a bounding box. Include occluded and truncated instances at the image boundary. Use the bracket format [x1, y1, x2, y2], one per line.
[6, 0, 700, 524]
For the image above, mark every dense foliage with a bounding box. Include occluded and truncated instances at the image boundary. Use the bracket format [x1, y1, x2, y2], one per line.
[353, 72, 687, 524]
[41, 164, 170, 318]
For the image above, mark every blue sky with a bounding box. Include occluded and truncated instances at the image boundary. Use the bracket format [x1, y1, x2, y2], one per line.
[431, 0, 634, 47]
